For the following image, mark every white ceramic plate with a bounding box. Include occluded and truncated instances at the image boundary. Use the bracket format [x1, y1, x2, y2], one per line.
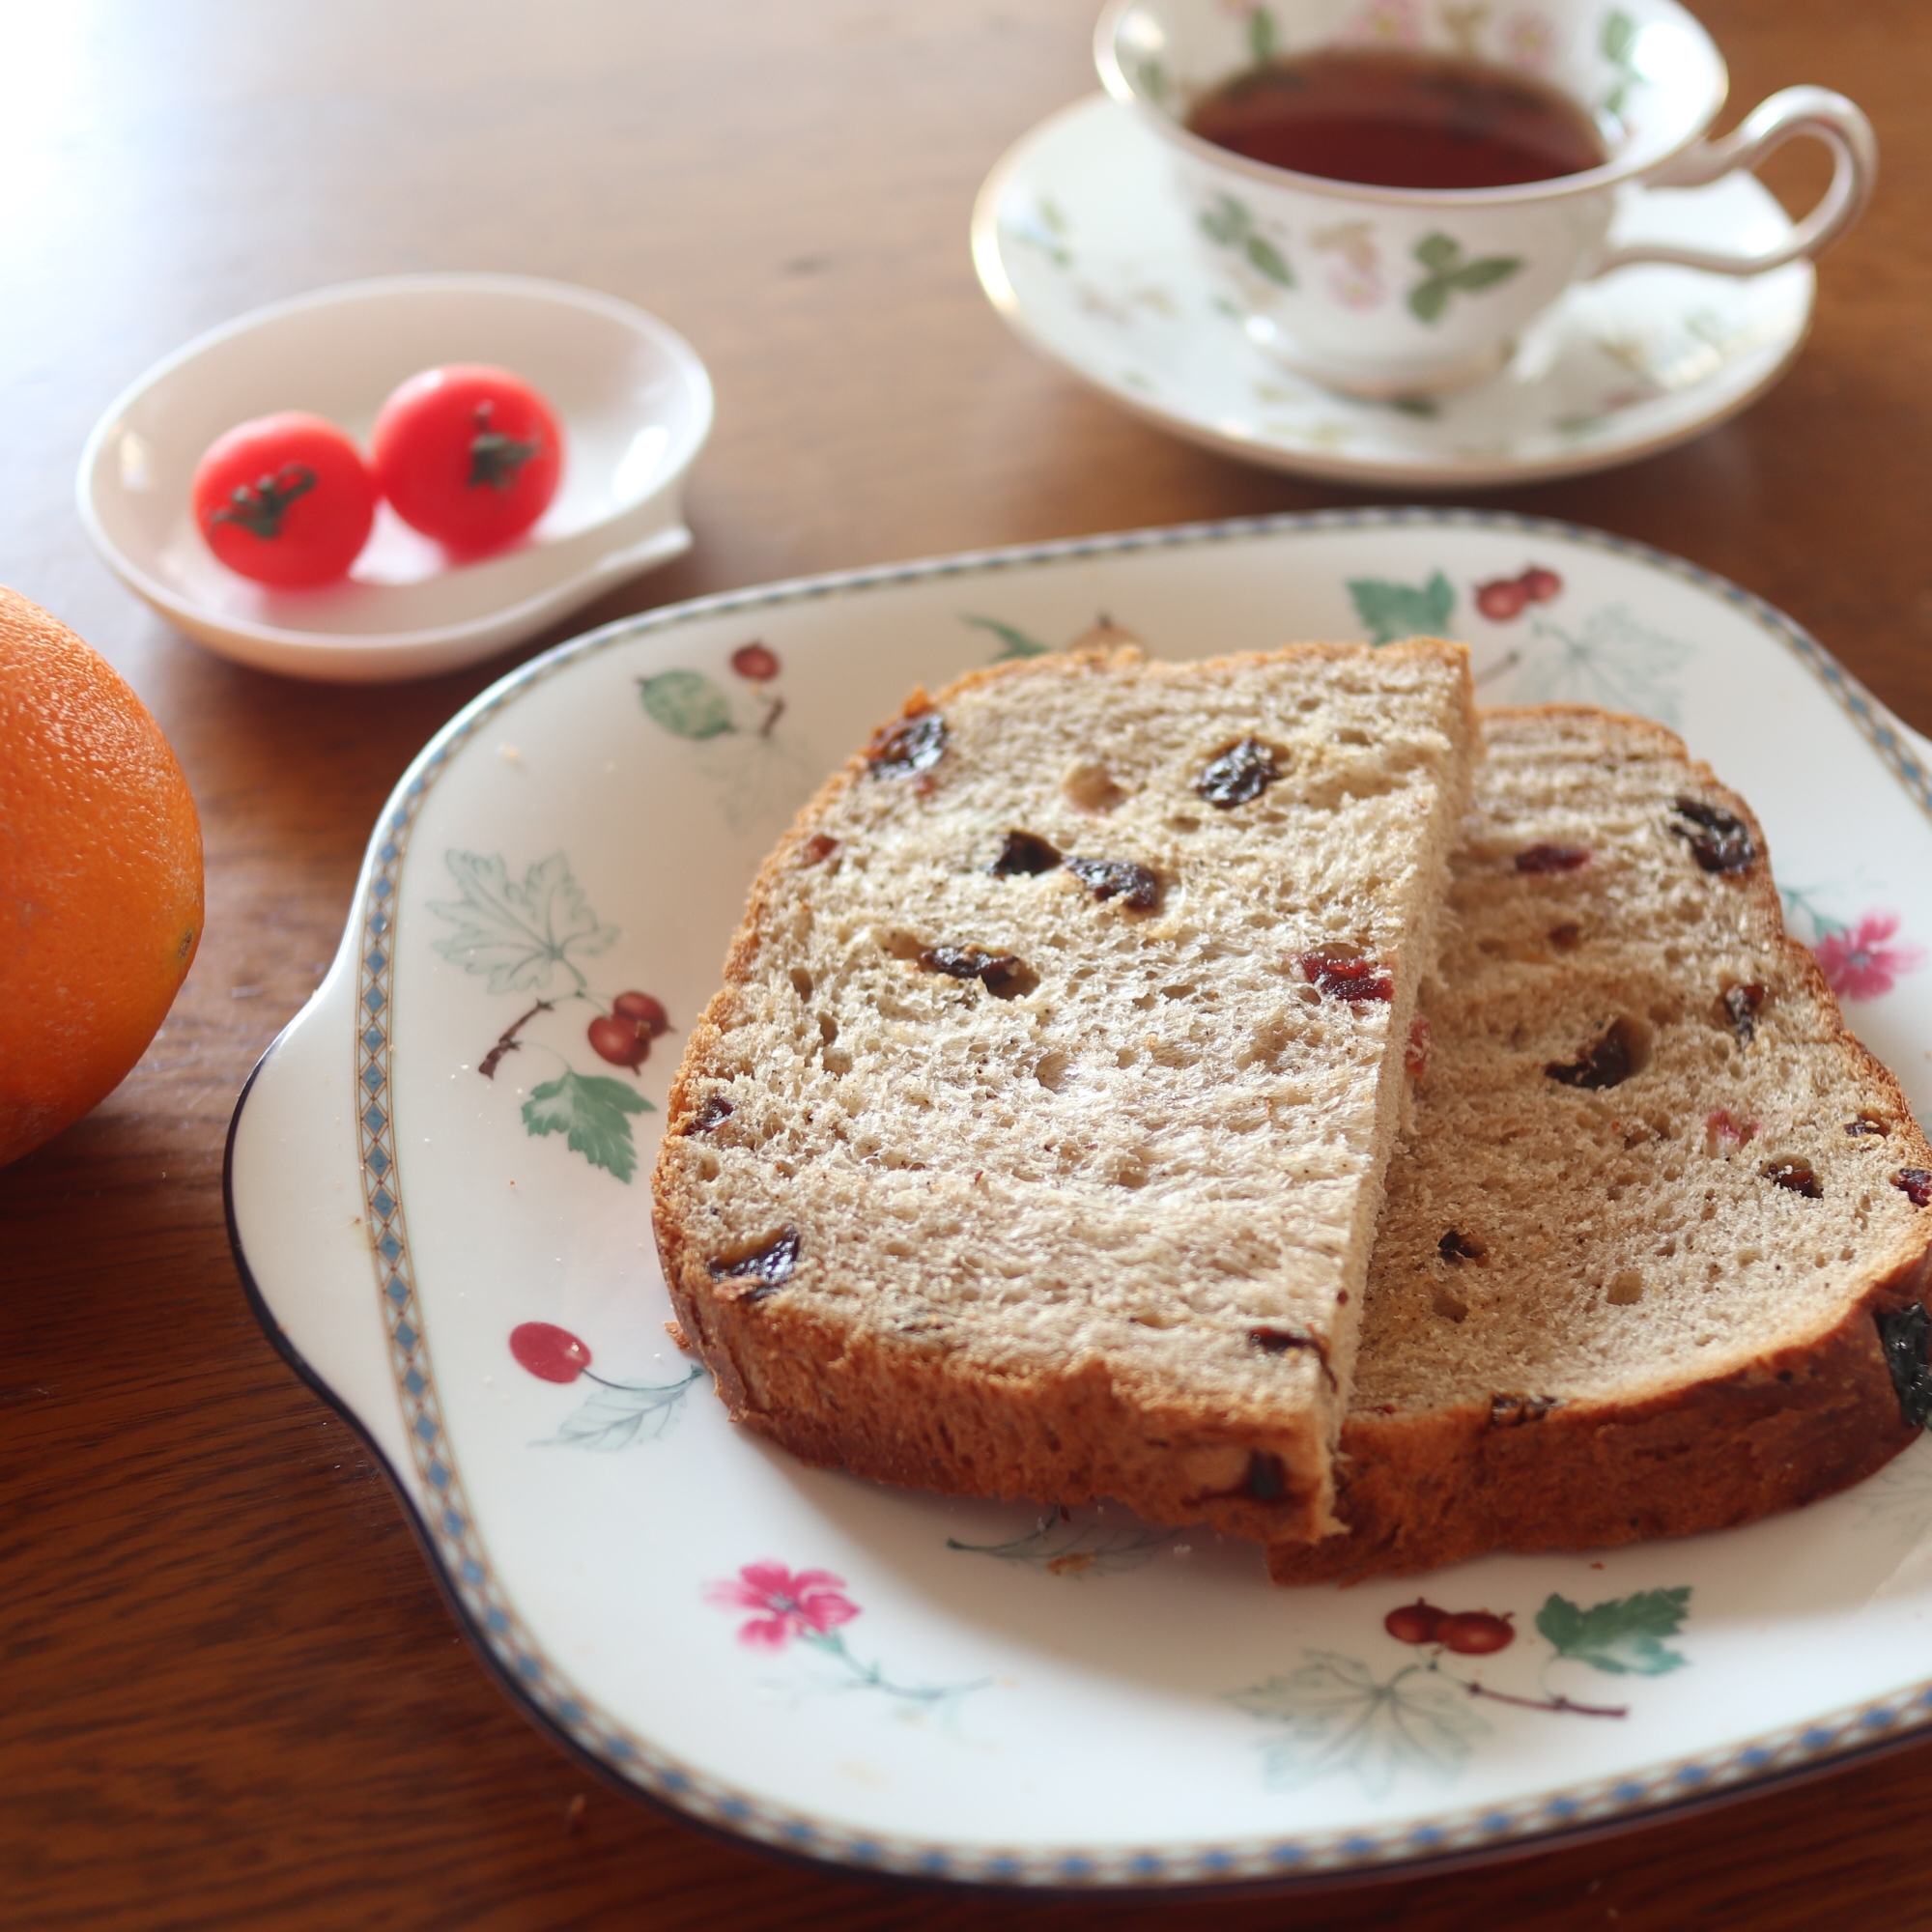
[972, 99, 1815, 488]
[228, 511, 1932, 1893]
[79, 274, 713, 683]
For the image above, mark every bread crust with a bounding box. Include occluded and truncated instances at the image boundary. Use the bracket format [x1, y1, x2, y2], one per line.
[659, 1267, 1332, 1544]
[1267, 706, 1932, 1580]
[654, 640, 1478, 1547]
[1266, 1248, 1932, 1582]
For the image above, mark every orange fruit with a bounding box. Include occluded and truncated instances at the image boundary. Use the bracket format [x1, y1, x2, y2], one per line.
[0, 585, 203, 1165]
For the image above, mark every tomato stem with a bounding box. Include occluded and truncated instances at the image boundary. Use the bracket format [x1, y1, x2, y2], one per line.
[468, 399, 542, 492]
[208, 464, 317, 540]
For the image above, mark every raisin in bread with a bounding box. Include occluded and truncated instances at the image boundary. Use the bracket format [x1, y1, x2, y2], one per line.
[1267, 707, 1932, 1583]
[654, 641, 1478, 1545]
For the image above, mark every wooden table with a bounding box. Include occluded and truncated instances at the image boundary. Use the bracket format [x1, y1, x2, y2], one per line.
[7, 3, 1931, 1925]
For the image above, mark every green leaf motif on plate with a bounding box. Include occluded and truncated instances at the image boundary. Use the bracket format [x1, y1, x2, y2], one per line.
[1510, 602, 1695, 725]
[946, 1512, 1178, 1575]
[521, 1067, 654, 1183]
[1348, 569, 1456, 645]
[962, 613, 1052, 660]
[429, 851, 618, 995]
[1536, 1587, 1690, 1676]
[1229, 1653, 1488, 1796]
[549, 1365, 703, 1447]
[639, 668, 736, 740]
[1012, 195, 1073, 269]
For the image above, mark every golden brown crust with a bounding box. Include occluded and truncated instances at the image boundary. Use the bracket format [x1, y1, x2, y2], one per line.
[660, 1264, 1329, 1542]
[1266, 1243, 1932, 1583]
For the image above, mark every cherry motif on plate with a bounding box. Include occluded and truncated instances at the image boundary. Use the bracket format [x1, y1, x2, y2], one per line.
[1226, 1586, 1691, 1795]
[428, 849, 668, 1181]
[508, 1321, 701, 1448]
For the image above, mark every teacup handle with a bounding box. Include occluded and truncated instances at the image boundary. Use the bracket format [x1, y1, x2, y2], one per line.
[1591, 87, 1877, 278]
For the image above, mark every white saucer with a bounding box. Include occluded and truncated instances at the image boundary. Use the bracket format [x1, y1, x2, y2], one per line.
[77, 274, 713, 683]
[972, 99, 1815, 489]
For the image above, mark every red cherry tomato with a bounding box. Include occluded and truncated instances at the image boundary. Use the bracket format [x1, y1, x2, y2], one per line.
[371, 365, 563, 554]
[190, 412, 377, 588]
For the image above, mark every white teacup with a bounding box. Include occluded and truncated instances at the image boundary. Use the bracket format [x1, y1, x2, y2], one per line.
[1095, 0, 1875, 396]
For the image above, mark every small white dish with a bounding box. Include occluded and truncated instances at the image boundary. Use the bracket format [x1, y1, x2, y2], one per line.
[228, 510, 1932, 1893]
[972, 98, 1815, 488]
[77, 274, 713, 682]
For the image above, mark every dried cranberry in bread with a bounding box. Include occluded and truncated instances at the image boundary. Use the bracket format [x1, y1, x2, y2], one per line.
[1268, 708, 1932, 1583]
[654, 641, 1478, 1544]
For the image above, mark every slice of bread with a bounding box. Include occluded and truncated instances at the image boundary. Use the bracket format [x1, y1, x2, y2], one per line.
[1267, 707, 1932, 1583]
[654, 641, 1478, 1545]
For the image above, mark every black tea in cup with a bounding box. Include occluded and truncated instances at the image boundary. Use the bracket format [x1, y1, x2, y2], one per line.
[1184, 48, 1609, 190]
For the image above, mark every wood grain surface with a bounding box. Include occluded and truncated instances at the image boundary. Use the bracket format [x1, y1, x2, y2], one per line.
[5, 3, 1932, 1926]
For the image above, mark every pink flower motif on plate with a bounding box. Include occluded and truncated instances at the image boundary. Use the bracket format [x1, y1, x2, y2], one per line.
[706, 1561, 860, 1650]
[1813, 912, 1926, 1002]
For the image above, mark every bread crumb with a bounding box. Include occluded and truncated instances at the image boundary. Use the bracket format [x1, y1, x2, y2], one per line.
[665, 1321, 692, 1350]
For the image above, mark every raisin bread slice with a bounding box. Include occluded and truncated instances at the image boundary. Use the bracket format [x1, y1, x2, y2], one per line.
[654, 641, 1478, 1545]
[1268, 707, 1932, 1583]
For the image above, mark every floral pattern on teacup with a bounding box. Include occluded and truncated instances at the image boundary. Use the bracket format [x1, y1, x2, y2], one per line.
[1218, 0, 1283, 66]
[1313, 221, 1387, 310]
[1346, 0, 1425, 46]
[1599, 8, 1644, 119]
[1407, 233, 1525, 324]
[1197, 191, 1296, 289]
[1502, 7, 1559, 69]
